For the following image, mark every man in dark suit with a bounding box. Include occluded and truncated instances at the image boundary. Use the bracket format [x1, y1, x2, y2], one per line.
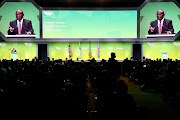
[148, 10, 174, 34]
[11, 48, 17, 53]
[8, 10, 34, 35]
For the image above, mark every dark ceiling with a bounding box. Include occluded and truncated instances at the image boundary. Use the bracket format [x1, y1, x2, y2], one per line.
[34, 0, 145, 7]
[0, 0, 180, 7]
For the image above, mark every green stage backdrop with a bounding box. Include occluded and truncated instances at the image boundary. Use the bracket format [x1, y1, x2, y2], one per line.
[43, 10, 137, 38]
[140, 2, 180, 38]
[143, 39, 180, 60]
[0, 42, 131, 60]
[0, 2, 40, 38]
[2, 40, 180, 60]
[0, 42, 36, 60]
[49, 42, 131, 60]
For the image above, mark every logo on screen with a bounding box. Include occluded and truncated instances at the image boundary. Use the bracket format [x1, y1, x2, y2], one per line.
[147, 42, 155, 46]
[0, 43, 6, 47]
[173, 42, 180, 46]
[44, 12, 53, 16]
[25, 43, 32, 47]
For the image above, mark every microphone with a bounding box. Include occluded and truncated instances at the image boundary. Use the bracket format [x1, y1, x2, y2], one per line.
[162, 25, 174, 34]
[162, 25, 170, 31]
[151, 25, 158, 29]
[22, 26, 34, 35]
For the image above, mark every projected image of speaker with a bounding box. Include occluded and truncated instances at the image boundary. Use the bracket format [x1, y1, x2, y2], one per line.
[0, 2, 40, 39]
[140, 1, 180, 39]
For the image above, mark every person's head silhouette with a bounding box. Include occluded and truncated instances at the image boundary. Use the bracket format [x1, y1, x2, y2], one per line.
[111, 52, 116, 59]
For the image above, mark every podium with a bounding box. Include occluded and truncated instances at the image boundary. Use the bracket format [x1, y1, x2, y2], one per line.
[5, 35, 37, 38]
[161, 52, 168, 60]
[146, 34, 176, 38]
[11, 53, 18, 61]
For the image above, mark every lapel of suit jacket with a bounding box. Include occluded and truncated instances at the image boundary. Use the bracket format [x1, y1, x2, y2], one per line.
[155, 20, 158, 33]
[14, 20, 18, 34]
[162, 18, 166, 33]
[22, 19, 26, 34]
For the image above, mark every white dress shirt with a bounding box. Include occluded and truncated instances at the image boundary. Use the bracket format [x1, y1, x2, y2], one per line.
[158, 18, 164, 33]
[17, 18, 23, 32]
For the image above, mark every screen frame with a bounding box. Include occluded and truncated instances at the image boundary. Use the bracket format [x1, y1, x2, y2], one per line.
[0, 0, 179, 42]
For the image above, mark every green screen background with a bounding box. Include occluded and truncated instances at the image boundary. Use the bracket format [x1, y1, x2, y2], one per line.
[1, 39, 180, 61]
[143, 40, 180, 60]
[0, 42, 131, 60]
[43, 10, 137, 38]
[49, 42, 131, 60]
[140, 2, 180, 38]
[0, 42, 36, 60]
[0, 2, 40, 38]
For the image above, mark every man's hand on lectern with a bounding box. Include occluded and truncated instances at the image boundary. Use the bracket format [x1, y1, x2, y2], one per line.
[149, 25, 155, 32]
[9, 25, 14, 31]
[25, 31, 31, 35]
[165, 31, 171, 34]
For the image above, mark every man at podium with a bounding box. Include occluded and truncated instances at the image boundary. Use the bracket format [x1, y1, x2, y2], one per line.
[11, 48, 17, 53]
[8, 10, 34, 35]
[148, 10, 174, 35]
[11, 48, 18, 60]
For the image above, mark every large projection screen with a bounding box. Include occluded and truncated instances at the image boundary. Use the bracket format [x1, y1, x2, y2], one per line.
[42, 10, 137, 39]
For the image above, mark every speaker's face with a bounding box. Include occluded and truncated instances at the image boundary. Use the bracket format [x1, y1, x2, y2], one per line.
[157, 10, 165, 21]
[16, 10, 24, 21]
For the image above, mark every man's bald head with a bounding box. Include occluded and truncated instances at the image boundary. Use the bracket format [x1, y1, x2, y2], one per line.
[16, 10, 24, 20]
[157, 10, 165, 21]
